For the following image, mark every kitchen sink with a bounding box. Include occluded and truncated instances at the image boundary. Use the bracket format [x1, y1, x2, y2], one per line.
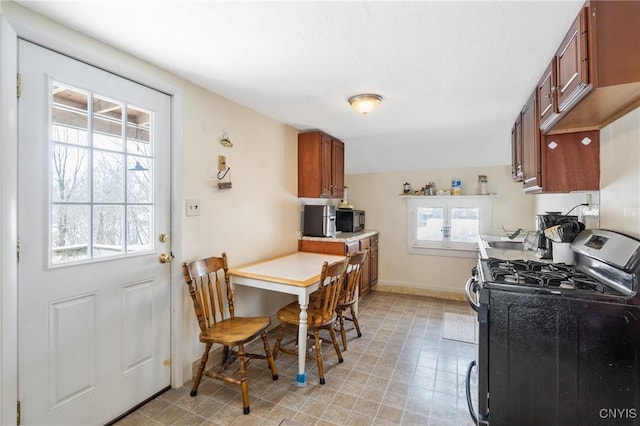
[484, 240, 524, 250]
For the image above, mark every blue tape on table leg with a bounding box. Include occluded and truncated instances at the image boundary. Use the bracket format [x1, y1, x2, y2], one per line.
[296, 373, 306, 386]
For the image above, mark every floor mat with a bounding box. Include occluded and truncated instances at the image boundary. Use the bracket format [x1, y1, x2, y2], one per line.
[441, 312, 477, 344]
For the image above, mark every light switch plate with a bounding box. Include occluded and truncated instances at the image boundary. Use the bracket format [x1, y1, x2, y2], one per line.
[185, 199, 200, 216]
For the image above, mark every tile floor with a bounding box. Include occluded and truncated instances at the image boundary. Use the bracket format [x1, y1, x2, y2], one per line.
[114, 291, 478, 426]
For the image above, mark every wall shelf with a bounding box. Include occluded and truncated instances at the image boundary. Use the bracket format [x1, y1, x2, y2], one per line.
[399, 194, 499, 199]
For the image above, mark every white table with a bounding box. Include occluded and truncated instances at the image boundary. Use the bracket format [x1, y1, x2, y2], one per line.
[228, 252, 346, 386]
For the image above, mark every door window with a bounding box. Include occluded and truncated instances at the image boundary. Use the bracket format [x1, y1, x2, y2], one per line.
[51, 84, 154, 264]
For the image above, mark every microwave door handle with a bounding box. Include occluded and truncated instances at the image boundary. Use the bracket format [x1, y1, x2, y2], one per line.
[327, 216, 335, 235]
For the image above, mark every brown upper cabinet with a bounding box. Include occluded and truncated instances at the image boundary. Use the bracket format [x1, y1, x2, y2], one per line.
[298, 131, 344, 198]
[512, 0, 634, 193]
[511, 115, 523, 182]
[517, 90, 599, 194]
[538, 59, 558, 130]
[520, 92, 542, 192]
[538, 10, 589, 131]
[541, 131, 599, 192]
[541, 0, 640, 134]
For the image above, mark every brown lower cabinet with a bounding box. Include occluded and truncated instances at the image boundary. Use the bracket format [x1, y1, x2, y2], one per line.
[299, 233, 379, 297]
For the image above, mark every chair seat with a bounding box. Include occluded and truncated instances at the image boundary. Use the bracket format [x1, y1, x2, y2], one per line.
[277, 301, 336, 328]
[200, 316, 271, 346]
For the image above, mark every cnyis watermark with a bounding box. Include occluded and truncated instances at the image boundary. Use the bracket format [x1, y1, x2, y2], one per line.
[599, 408, 638, 420]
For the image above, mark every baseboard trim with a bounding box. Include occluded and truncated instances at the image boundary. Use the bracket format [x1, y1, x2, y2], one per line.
[373, 284, 466, 302]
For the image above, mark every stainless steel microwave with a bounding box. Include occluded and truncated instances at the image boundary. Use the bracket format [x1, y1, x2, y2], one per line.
[303, 205, 336, 237]
[336, 209, 365, 233]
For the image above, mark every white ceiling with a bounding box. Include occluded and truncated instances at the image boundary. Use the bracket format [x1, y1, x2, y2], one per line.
[16, 0, 584, 166]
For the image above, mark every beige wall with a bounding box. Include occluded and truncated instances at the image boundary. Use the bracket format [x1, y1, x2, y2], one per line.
[600, 108, 640, 238]
[179, 81, 300, 369]
[1, 1, 300, 382]
[345, 165, 534, 297]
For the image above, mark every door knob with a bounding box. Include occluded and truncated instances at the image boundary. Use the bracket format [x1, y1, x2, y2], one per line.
[159, 253, 174, 263]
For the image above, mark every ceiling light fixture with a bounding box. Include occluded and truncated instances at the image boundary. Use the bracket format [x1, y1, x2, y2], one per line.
[348, 94, 383, 115]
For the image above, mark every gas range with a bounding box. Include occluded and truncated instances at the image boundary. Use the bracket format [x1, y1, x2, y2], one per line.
[475, 229, 638, 303]
[465, 229, 640, 426]
[484, 258, 608, 292]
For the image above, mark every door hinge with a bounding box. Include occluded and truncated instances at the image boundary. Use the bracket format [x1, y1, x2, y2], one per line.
[17, 239, 20, 263]
[17, 400, 21, 425]
[17, 73, 21, 98]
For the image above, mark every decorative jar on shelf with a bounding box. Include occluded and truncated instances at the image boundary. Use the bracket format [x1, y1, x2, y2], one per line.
[478, 175, 488, 195]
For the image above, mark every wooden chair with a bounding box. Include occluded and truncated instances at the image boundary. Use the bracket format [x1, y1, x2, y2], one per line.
[182, 254, 278, 415]
[272, 257, 349, 384]
[336, 250, 368, 351]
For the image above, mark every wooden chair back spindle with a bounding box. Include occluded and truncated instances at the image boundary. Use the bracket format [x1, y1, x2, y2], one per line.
[335, 250, 368, 351]
[311, 260, 348, 325]
[342, 250, 368, 305]
[182, 253, 234, 334]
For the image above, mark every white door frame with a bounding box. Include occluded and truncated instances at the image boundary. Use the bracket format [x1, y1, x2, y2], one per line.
[0, 13, 184, 426]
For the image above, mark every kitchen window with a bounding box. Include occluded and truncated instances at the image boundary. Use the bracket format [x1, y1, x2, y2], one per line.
[407, 196, 493, 257]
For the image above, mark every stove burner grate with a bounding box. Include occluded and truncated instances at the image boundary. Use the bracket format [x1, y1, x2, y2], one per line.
[485, 258, 607, 293]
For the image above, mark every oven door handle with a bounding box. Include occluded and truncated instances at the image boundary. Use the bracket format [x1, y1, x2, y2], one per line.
[466, 360, 478, 425]
[465, 276, 480, 312]
[466, 360, 489, 425]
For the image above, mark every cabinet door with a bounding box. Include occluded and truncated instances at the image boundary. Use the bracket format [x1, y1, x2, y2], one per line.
[331, 139, 344, 198]
[521, 92, 542, 192]
[538, 58, 558, 130]
[320, 133, 333, 197]
[556, 10, 589, 112]
[542, 130, 599, 192]
[370, 235, 378, 287]
[511, 116, 523, 182]
[359, 237, 371, 297]
[298, 131, 344, 198]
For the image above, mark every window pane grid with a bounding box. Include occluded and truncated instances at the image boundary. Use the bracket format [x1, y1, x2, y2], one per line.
[407, 197, 493, 254]
[50, 82, 155, 265]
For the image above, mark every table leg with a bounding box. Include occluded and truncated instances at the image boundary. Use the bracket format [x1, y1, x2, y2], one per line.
[296, 300, 308, 387]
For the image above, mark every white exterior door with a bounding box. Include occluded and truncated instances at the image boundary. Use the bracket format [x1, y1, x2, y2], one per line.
[17, 40, 172, 425]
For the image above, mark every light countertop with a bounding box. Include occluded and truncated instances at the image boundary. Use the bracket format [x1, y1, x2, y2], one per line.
[229, 252, 347, 287]
[478, 234, 544, 261]
[300, 229, 379, 243]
